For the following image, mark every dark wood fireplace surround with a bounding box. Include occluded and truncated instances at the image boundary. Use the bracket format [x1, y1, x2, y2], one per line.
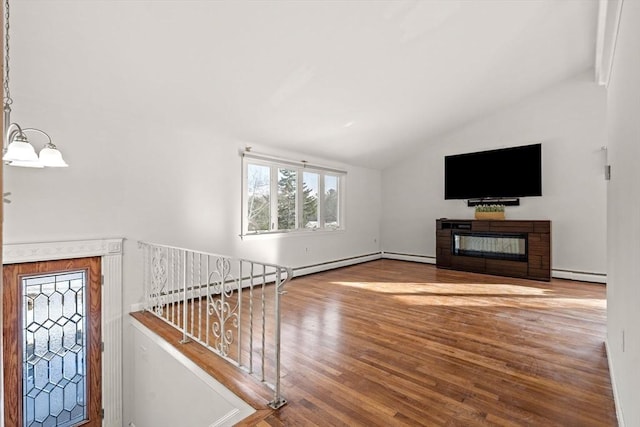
[436, 219, 551, 281]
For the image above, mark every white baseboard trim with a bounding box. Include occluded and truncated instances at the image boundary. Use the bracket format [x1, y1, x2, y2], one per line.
[293, 253, 382, 277]
[605, 340, 625, 426]
[380, 252, 608, 284]
[130, 302, 145, 313]
[381, 252, 436, 264]
[552, 269, 607, 284]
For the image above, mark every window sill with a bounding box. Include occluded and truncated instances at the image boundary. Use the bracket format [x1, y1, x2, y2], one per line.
[240, 228, 345, 240]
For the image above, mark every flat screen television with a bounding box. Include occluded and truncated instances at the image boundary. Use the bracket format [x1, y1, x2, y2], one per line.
[444, 143, 542, 200]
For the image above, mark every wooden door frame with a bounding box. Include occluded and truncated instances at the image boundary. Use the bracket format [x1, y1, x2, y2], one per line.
[3, 258, 102, 427]
[1, 1, 6, 424]
[1, 239, 123, 427]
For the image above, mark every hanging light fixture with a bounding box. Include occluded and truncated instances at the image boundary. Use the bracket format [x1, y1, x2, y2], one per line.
[2, 0, 68, 167]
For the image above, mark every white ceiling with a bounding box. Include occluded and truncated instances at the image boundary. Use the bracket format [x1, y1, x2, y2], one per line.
[12, 0, 598, 169]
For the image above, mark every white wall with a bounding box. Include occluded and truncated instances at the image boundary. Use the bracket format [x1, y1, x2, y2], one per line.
[117, 123, 381, 302]
[2, 110, 128, 243]
[130, 319, 254, 427]
[605, 1, 640, 425]
[381, 72, 608, 276]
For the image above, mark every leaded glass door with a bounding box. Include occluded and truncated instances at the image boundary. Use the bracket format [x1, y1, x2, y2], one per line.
[3, 258, 102, 427]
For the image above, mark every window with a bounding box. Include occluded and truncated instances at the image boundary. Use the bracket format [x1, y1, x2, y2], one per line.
[323, 174, 340, 230]
[243, 155, 345, 235]
[247, 164, 271, 232]
[278, 168, 297, 230]
[302, 172, 318, 229]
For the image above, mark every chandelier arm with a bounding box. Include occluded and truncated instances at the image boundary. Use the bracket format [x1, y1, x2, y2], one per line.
[4, 121, 24, 146]
[21, 127, 53, 146]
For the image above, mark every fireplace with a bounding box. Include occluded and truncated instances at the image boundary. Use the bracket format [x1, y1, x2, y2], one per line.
[452, 231, 527, 262]
[436, 219, 550, 281]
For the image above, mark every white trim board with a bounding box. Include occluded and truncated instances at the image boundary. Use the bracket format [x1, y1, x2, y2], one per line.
[382, 251, 607, 284]
[382, 252, 436, 264]
[2, 238, 124, 427]
[292, 253, 382, 277]
[3, 238, 123, 264]
[605, 340, 625, 426]
[552, 269, 607, 284]
[596, 0, 625, 86]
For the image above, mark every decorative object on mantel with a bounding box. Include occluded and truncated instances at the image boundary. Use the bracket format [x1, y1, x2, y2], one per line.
[474, 204, 505, 220]
[2, 0, 68, 167]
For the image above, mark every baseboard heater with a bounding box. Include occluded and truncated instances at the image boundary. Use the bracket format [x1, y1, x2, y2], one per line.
[233, 252, 606, 284]
[293, 253, 382, 277]
[552, 269, 607, 284]
[382, 252, 436, 264]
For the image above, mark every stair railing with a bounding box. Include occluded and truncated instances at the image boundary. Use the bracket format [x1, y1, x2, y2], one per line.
[138, 241, 292, 409]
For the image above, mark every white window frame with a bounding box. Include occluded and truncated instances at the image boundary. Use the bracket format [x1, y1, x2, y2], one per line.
[241, 152, 346, 237]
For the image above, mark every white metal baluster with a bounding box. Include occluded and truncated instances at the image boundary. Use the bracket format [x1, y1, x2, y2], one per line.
[163, 247, 169, 320]
[158, 248, 169, 320]
[167, 248, 171, 323]
[170, 248, 174, 325]
[169, 249, 178, 325]
[142, 244, 149, 311]
[206, 255, 210, 347]
[141, 244, 147, 311]
[198, 253, 203, 341]
[220, 257, 227, 356]
[268, 267, 286, 409]
[237, 260, 243, 367]
[181, 251, 189, 343]
[261, 266, 266, 382]
[190, 251, 195, 337]
[147, 244, 151, 311]
[161, 247, 165, 321]
[175, 249, 179, 327]
[174, 248, 179, 326]
[249, 263, 254, 374]
[175, 248, 179, 326]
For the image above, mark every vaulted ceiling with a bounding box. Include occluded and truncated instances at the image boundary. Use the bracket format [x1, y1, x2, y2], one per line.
[12, 0, 598, 169]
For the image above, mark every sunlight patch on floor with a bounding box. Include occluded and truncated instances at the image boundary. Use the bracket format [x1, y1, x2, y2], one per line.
[392, 294, 607, 308]
[331, 280, 551, 295]
[331, 281, 606, 308]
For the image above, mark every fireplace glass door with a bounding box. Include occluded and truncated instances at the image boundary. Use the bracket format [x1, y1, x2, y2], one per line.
[452, 232, 527, 261]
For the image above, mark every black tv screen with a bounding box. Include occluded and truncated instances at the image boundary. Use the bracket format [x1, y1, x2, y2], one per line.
[444, 143, 542, 199]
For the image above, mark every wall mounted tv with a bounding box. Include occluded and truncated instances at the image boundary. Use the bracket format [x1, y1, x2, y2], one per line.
[444, 143, 542, 200]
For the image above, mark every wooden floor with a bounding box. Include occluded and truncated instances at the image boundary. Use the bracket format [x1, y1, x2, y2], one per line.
[133, 259, 617, 426]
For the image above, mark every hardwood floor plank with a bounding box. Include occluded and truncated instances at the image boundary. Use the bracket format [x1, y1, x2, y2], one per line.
[134, 259, 618, 426]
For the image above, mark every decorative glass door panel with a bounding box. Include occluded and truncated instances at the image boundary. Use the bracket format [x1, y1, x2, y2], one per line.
[23, 271, 87, 427]
[3, 257, 102, 427]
